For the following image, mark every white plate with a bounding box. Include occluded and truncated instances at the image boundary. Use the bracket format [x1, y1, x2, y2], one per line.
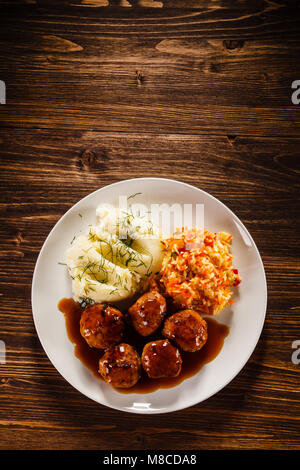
[31, 178, 267, 414]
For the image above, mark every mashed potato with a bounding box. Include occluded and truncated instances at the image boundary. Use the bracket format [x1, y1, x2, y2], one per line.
[66, 205, 163, 304]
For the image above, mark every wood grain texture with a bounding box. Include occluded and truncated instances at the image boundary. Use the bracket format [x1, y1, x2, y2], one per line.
[0, 0, 299, 451]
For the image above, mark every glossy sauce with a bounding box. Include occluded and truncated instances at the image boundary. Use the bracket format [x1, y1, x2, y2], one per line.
[58, 297, 230, 394]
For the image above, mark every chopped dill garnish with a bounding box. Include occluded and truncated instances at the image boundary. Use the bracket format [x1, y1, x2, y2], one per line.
[125, 256, 133, 267]
[67, 196, 160, 303]
[58, 262, 67, 266]
[135, 260, 147, 268]
[123, 238, 133, 247]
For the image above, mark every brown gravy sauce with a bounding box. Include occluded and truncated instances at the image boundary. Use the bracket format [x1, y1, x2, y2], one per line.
[58, 297, 230, 394]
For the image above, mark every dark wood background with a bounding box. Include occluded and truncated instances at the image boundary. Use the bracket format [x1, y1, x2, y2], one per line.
[0, 0, 299, 450]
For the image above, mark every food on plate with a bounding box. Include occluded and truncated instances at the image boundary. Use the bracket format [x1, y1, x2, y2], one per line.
[80, 303, 124, 349]
[162, 310, 208, 352]
[127, 291, 167, 336]
[66, 204, 163, 304]
[153, 227, 241, 315]
[98, 343, 141, 388]
[61, 207, 241, 391]
[141, 339, 182, 379]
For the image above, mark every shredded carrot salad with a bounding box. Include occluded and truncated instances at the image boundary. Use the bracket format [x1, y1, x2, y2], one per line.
[156, 228, 241, 315]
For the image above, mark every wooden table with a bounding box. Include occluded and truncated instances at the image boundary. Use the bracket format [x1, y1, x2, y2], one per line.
[0, 0, 299, 451]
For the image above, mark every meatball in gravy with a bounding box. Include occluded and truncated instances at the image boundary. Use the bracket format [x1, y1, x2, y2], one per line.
[99, 343, 141, 389]
[80, 303, 124, 349]
[142, 339, 182, 379]
[128, 291, 166, 336]
[162, 310, 208, 352]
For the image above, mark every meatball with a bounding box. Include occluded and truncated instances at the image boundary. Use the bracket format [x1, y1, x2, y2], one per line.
[128, 291, 166, 336]
[162, 309, 208, 352]
[99, 343, 141, 389]
[80, 303, 124, 349]
[141, 339, 182, 379]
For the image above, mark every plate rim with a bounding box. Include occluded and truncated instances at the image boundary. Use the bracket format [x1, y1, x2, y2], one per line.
[31, 177, 268, 414]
